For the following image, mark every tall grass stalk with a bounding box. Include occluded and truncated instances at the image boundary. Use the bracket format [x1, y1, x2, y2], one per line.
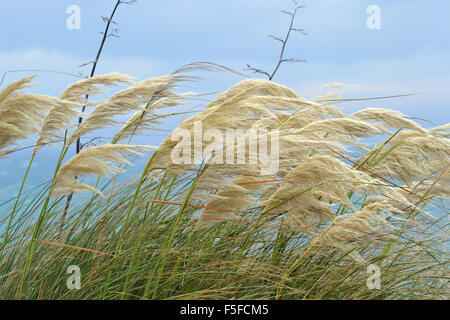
[0, 74, 447, 300]
[1, 151, 36, 258]
[17, 143, 69, 298]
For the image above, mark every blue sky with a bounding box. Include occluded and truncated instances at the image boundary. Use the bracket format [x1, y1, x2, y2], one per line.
[2, 0, 449, 117]
[1, 0, 449, 193]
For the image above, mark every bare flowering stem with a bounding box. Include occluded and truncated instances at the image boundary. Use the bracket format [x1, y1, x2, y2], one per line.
[246, 0, 306, 81]
[76, 0, 126, 153]
[62, 0, 135, 231]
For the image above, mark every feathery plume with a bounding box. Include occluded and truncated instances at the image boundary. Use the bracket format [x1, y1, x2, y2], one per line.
[195, 181, 256, 229]
[0, 77, 65, 156]
[310, 203, 394, 263]
[352, 108, 427, 133]
[67, 75, 183, 146]
[206, 78, 301, 109]
[292, 118, 385, 150]
[363, 130, 450, 185]
[295, 118, 384, 138]
[34, 99, 81, 153]
[430, 123, 450, 138]
[150, 79, 304, 174]
[265, 155, 378, 232]
[52, 144, 155, 196]
[0, 76, 35, 103]
[60, 73, 135, 105]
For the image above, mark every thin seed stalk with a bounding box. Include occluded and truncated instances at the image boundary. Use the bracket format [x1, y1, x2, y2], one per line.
[275, 244, 315, 299]
[145, 164, 207, 299]
[1, 151, 36, 258]
[121, 171, 170, 299]
[379, 166, 448, 266]
[17, 144, 69, 299]
[240, 187, 312, 256]
[101, 144, 176, 298]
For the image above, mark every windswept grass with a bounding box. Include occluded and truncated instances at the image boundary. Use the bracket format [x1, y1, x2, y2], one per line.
[0, 74, 448, 300]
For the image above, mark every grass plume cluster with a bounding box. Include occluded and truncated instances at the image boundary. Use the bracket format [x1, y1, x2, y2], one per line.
[0, 74, 448, 300]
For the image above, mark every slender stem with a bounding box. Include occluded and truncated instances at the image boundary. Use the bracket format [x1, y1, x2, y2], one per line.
[17, 145, 69, 299]
[116, 154, 155, 250]
[76, 0, 122, 146]
[275, 244, 314, 299]
[1, 151, 36, 258]
[63, 0, 123, 222]
[379, 166, 448, 266]
[145, 165, 207, 299]
[101, 147, 168, 298]
[240, 187, 312, 256]
[60, 193, 73, 233]
[121, 172, 169, 299]
[269, 7, 299, 81]
[247, 4, 305, 81]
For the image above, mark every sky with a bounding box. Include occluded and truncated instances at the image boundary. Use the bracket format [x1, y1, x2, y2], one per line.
[1, 0, 449, 193]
